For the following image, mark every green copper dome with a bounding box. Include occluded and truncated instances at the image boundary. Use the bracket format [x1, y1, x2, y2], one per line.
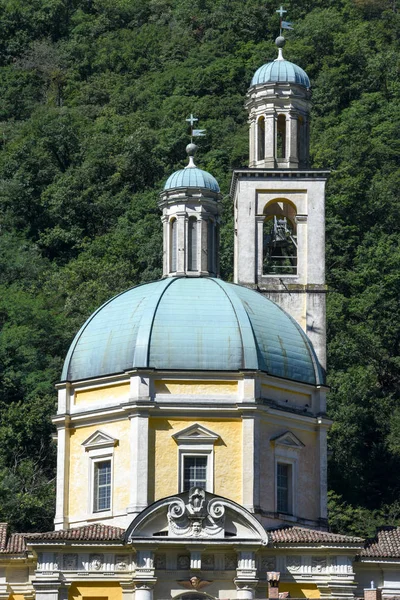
[61, 278, 323, 385]
[251, 57, 310, 88]
[164, 167, 220, 192]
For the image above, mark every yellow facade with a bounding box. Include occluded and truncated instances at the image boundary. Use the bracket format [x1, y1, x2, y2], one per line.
[279, 584, 320, 598]
[68, 420, 130, 519]
[69, 583, 122, 600]
[149, 417, 242, 503]
[74, 383, 130, 406]
[154, 380, 237, 395]
[259, 418, 319, 520]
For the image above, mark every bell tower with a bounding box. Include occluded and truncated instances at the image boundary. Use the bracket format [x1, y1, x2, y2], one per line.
[232, 34, 329, 370]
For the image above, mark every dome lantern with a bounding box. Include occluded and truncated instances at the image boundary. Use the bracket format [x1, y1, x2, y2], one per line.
[159, 116, 222, 278]
[247, 33, 311, 169]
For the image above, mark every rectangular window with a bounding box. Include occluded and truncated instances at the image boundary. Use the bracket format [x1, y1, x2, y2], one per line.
[277, 462, 291, 514]
[93, 460, 111, 512]
[183, 456, 207, 490]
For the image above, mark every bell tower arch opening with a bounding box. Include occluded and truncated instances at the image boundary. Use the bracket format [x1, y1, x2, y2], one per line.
[276, 114, 286, 160]
[257, 116, 265, 161]
[263, 199, 297, 276]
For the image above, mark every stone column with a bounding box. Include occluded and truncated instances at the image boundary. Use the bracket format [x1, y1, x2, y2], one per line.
[249, 119, 256, 167]
[235, 582, 257, 600]
[133, 582, 156, 600]
[127, 411, 149, 517]
[288, 114, 299, 167]
[199, 214, 208, 274]
[264, 113, 275, 167]
[134, 549, 156, 600]
[176, 211, 186, 275]
[235, 549, 258, 600]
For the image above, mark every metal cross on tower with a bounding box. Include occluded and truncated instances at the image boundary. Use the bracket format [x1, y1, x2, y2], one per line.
[186, 114, 206, 142]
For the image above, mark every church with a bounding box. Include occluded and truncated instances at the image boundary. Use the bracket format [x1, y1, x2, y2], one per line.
[0, 26, 399, 600]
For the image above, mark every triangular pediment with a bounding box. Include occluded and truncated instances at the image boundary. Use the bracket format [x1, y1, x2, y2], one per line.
[271, 431, 305, 448]
[81, 429, 118, 450]
[172, 423, 220, 444]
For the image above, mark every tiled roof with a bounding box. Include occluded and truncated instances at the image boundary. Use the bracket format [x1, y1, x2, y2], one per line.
[361, 527, 400, 558]
[0, 523, 7, 551]
[269, 526, 364, 545]
[0, 527, 27, 555]
[26, 524, 125, 543]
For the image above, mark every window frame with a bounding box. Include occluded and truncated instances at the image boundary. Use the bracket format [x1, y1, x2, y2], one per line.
[82, 430, 118, 518]
[272, 431, 304, 518]
[180, 449, 212, 492]
[172, 424, 220, 494]
[276, 461, 293, 515]
[92, 457, 112, 513]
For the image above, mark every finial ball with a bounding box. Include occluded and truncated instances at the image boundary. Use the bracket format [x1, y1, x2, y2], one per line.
[186, 143, 198, 156]
[275, 35, 286, 48]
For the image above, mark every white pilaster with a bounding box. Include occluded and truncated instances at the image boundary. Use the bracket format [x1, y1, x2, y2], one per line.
[127, 411, 149, 516]
[54, 417, 70, 530]
[317, 416, 329, 522]
[242, 414, 257, 512]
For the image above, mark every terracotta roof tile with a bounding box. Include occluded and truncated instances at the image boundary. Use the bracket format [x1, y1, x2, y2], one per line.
[26, 524, 125, 543]
[269, 525, 364, 545]
[5, 533, 27, 554]
[0, 524, 7, 551]
[0, 529, 27, 555]
[361, 527, 400, 558]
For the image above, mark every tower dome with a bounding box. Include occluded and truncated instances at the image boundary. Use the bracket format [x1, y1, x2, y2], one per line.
[61, 277, 324, 386]
[251, 54, 310, 88]
[164, 167, 220, 192]
[247, 39, 311, 169]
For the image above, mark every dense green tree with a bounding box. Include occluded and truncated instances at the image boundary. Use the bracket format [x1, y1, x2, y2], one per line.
[0, 0, 399, 535]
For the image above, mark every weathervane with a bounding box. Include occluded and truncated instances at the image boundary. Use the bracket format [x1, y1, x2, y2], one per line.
[276, 5, 293, 36]
[186, 113, 206, 143]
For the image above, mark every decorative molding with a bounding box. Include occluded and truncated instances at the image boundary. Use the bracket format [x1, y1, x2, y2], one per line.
[168, 488, 225, 538]
[178, 577, 212, 590]
[172, 423, 220, 444]
[89, 554, 103, 571]
[271, 431, 305, 449]
[81, 430, 118, 451]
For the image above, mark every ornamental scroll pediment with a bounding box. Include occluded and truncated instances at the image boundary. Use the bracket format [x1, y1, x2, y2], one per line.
[124, 489, 268, 545]
[168, 487, 225, 538]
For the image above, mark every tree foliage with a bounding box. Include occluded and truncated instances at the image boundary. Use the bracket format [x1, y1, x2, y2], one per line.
[0, 0, 399, 534]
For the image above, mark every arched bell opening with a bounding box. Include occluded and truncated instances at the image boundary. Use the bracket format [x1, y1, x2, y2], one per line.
[170, 217, 177, 273]
[188, 216, 198, 271]
[257, 116, 265, 161]
[263, 200, 297, 275]
[276, 114, 286, 160]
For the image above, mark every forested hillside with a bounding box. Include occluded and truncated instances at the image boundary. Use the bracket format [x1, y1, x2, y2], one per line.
[0, 0, 399, 535]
